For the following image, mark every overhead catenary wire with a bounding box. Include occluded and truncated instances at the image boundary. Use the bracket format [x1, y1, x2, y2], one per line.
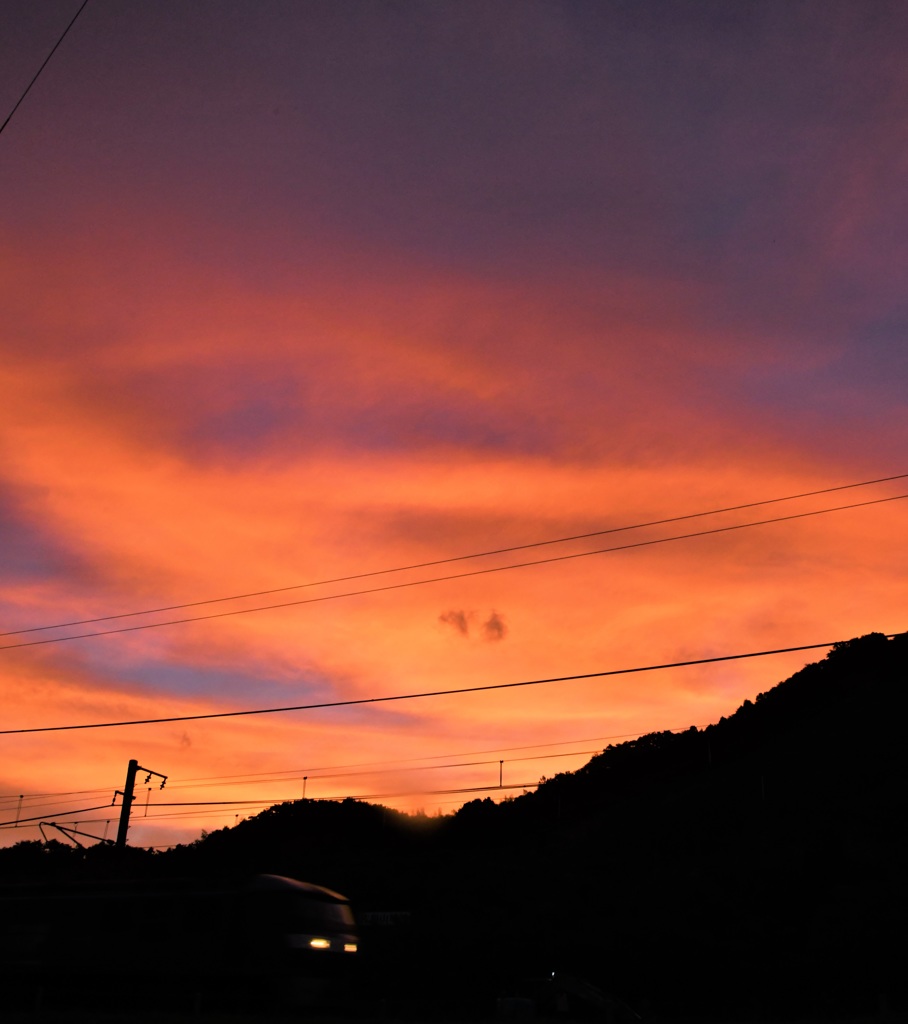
[0, 727, 700, 805]
[3, 471, 906, 641]
[0, 793, 113, 816]
[0, 736, 683, 836]
[0, 785, 124, 802]
[6, 655, 898, 833]
[2, 491, 906, 653]
[174, 741, 596, 784]
[0, 802, 116, 828]
[0, 0, 90, 138]
[113, 746, 607, 796]
[4, 634, 901, 736]
[2, 485, 902, 824]
[171, 748, 606, 789]
[132, 784, 544, 809]
[171, 724, 711, 785]
[44, 793, 497, 847]
[0, 752, 586, 816]
[0, 783, 541, 831]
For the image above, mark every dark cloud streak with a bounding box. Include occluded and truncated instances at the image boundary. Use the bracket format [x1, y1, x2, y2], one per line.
[439, 610, 471, 637]
[482, 612, 507, 642]
[440, 610, 507, 642]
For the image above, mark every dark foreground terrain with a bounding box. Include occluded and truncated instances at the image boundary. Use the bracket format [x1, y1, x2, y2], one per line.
[2, 633, 906, 1024]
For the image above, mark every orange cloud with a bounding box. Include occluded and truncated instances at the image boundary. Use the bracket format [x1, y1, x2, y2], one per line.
[1, 223, 906, 846]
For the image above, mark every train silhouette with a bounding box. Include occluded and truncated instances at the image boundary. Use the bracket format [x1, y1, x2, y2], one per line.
[0, 873, 358, 1011]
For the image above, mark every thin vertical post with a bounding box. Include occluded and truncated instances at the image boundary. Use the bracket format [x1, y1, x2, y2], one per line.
[116, 759, 139, 848]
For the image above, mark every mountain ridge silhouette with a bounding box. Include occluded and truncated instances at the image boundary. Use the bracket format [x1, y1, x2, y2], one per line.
[2, 631, 905, 1020]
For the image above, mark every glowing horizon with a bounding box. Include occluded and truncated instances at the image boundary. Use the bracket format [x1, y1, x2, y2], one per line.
[1, 1, 907, 848]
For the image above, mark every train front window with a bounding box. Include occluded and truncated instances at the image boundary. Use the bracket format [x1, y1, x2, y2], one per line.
[291, 896, 355, 932]
[258, 893, 355, 936]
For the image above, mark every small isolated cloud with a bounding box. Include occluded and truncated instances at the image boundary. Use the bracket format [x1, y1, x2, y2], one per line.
[482, 611, 507, 642]
[439, 609, 471, 636]
[439, 609, 507, 641]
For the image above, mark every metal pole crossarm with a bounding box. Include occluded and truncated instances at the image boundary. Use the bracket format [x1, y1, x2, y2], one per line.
[139, 765, 168, 789]
[116, 759, 167, 848]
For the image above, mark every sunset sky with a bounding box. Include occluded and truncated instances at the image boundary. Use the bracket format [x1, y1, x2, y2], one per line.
[1, 0, 906, 849]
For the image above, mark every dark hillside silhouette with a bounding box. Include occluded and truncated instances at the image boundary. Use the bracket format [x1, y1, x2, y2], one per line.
[2, 631, 905, 1020]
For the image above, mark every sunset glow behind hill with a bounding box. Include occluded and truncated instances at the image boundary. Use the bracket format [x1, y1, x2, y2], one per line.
[1, 0, 906, 848]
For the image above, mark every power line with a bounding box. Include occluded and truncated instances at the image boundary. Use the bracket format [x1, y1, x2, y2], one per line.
[133, 783, 543, 806]
[0, 729, 692, 805]
[0, 743, 619, 803]
[173, 726, 704, 785]
[0, 778, 501, 819]
[159, 747, 605, 792]
[0, 732, 702, 830]
[3, 471, 905, 640]
[329, 782, 540, 801]
[2, 492, 906, 653]
[0, 802, 114, 828]
[23, 795, 464, 836]
[3, 676, 877, 831]
[0, 728, 695, 805]
[0, 783, 541, 833]
[3, 635, 889, 736]
[0, 0, 89, 138]
[0, 794, 110, 817]
[0, 786, 116, 802]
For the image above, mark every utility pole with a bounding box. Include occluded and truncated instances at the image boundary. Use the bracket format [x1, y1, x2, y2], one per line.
[115, 759, 167, 849]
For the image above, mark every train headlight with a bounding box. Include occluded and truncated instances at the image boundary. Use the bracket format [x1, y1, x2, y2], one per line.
[344, 942, 358, 953]
[309, 937, 331, 949]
